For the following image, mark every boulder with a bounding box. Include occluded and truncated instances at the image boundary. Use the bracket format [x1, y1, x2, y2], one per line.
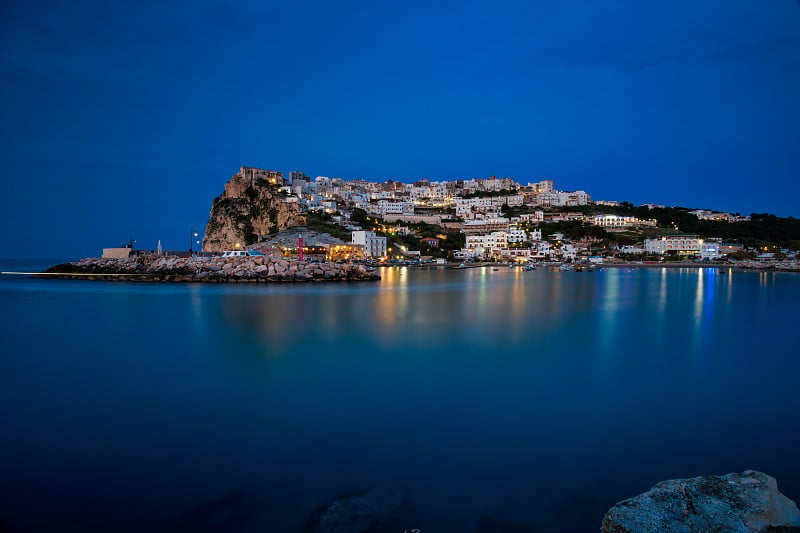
[304, 487, 420, 533]
[602, 470, 800, 533]
[171, 488, 260, 532]
[475, 516, 537, 532]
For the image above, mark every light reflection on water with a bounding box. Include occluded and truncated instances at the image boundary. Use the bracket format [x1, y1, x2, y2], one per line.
[1, 265, 799, 531]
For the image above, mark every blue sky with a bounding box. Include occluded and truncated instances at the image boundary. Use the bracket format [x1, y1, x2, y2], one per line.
[1, 0, 799, 258]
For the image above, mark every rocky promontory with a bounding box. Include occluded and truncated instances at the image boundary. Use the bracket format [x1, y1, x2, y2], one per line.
[602, 470, 800, 533]
[202, 166, 305, 252]
[41, 253, 380, 283]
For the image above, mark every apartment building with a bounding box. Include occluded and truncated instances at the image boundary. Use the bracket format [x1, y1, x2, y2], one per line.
[351, 231, 388, 258]
[644, 235, 702, 255]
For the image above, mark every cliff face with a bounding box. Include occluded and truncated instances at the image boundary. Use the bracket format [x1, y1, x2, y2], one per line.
[202, 167, 305, 252]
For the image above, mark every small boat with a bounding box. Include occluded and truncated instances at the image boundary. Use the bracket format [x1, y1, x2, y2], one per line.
[221, 249, 265, 258]
[492, 268, 500, 271]
[522, 265, 537, 271]
[558, 264, 572, 271]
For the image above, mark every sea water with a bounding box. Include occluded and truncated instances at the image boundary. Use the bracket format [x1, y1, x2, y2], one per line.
[1, 263, 799, 531]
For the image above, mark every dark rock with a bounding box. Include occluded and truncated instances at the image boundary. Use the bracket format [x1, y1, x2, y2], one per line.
[476, 516, 537, 532]
[602, 470, 800, 533]
[169, 489, 259, 533]
[304, 487, 420, 533]
[43, 262, 81, 274]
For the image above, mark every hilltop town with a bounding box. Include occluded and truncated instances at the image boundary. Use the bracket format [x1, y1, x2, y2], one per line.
[199, 166, 800, 266]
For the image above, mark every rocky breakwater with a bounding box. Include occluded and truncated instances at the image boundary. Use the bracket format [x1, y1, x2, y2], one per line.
[602, 470, 800, 533]
[732, 260, 800, 272]
[41, 255, 380, 283]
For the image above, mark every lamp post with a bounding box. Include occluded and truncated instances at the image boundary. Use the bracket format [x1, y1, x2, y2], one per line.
[190, 229, 200, 254]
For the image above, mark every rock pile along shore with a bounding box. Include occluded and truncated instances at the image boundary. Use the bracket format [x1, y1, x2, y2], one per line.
[732, 260, 800, 272]
[41, 255, 380, 283]
[602, 470, 800, 533]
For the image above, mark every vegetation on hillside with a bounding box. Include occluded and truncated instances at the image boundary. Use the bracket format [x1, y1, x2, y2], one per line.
[297, 211, 350, 241]
[549, 204, 800, 248]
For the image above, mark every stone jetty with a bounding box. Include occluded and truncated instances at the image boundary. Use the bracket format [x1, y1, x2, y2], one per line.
[41, 254, 380, 283]
[602, 470, 800, 533]
[732, 260, 800, 272]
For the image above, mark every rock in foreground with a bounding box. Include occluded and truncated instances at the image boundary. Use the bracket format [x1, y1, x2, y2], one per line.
[602, 470, 800, 533]
[304, 487, 420, 533]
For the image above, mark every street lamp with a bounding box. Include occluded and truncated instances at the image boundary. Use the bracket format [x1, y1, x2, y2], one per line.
[190, 229, 200, 254]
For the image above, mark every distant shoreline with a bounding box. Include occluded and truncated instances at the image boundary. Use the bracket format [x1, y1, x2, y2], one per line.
[421, 260, 800, 273]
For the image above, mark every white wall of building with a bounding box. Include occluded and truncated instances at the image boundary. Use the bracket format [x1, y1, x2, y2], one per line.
[644, 236, 702, 254]
[352, 230, 388, 258]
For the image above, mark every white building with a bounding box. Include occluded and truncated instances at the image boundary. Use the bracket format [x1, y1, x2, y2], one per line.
[644, 235, 702, 255]
[377, 199, 414, 216]
[591, 214, 657, 230]
[560, 244, 580, 261]
[465, 232, 509, 258]
[351, 231, 388, 258]
[532, 241, 552, 258]
[466, 231, 508, 250]
[689, 210, 751, 223]
[519, 212, 544, 223]
[461, 217, 510, 235]
[527, 179, 554, 193]
[454, 195, 523, 217]
[699, 243, 721, 260]
[507, 229, 527, 243]
[618, 245, 645, 255]
[534, 190, 591, 207]
[554, 190, 591, 206]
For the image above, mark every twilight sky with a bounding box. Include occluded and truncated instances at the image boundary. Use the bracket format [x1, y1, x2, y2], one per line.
[1, 0, 799, 258]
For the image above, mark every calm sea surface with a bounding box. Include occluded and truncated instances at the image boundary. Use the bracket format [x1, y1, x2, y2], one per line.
[1, 262, 799, 532]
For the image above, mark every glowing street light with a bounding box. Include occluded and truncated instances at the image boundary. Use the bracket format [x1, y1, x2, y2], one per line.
[190, 229, 200, 254]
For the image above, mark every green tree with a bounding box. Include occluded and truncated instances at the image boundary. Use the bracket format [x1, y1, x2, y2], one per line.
[350, 208, 369, 226]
